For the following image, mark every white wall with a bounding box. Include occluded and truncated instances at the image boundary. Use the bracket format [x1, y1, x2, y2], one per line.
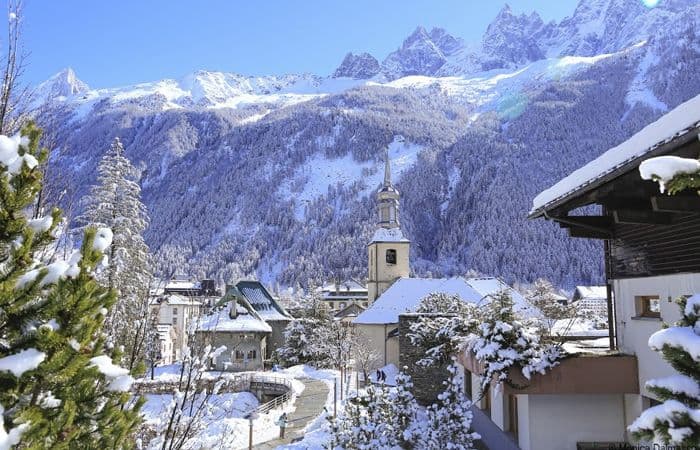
[355, 323, 399, 368]
[614, 273, 700, 398]
[524, 394, 626, 450]
[517, 395, 531, 450]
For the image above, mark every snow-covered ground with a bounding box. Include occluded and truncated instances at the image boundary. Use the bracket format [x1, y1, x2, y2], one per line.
[274, 365, 339, 450]
[552, 317, 608, 338]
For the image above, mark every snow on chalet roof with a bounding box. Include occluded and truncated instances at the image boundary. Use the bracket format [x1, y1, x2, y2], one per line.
[151, 294, 201, 306]
[165, 279, 200, 290]
[371, 227, 409, 243]
[464, 277, 531, 314]
[354, 277, 484, 325]
[319, 279, 368, 293]
[236, 281, 292, 321]
[531, 93, 700, 215]
[574, 286, 607, 300]
[193, 302, 272, 333]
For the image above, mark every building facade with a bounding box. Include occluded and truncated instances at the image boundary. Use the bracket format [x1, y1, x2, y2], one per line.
[526, 93, 700, 448]
[150, 294, 202, 361]
[193, 287, 271, 372]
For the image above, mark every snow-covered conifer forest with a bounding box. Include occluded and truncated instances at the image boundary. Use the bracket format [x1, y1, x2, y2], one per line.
[31, 0, 700, 290]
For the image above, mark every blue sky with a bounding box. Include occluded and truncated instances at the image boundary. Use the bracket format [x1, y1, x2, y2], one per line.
[15, 0, 579, 88]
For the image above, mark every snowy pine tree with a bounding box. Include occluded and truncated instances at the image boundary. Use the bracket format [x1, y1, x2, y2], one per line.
[628, 295, 700, 446]
[78, 137, 153, 370]
[526, 278, 575, 338]
[0, 124, 142, 447]
[386, 370, 421, 447]
[466, 291, 561, 395]
[275, 318, 324, 366]
[418, 363, 480, 450]
[330, 369, 420, 449]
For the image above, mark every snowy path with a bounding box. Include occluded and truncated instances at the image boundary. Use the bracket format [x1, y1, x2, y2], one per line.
[253, 378, 330, 449]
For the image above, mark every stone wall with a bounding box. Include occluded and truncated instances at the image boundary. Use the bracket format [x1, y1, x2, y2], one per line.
[398, 313, 451, 406]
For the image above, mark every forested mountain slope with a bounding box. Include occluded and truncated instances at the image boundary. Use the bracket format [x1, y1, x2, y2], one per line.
[36, 0, 700, 289]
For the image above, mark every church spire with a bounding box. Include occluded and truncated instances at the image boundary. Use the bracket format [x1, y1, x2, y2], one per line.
[377, 147, 400, 229]
[383, 147, 391, 188]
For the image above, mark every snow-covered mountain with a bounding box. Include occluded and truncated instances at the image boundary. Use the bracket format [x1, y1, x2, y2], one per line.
[34, 0, 700, 289]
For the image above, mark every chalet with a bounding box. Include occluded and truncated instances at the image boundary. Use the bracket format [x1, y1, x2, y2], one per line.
[333, 302, 366, 325]
[192, 287, 271, 372]
[515, 93, 700, 449]
[236, 280, 293, 359]
[318, 279, 369, 311]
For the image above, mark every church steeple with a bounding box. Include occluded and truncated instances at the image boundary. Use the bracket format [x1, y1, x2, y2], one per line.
[383, 148, 392, 187]
[377, 148, 400, 229]
[366, 145, 410, 304]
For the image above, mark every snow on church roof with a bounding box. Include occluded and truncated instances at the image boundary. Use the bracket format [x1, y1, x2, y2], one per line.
[371, 227, 409, 243]
[531, 93, 700, 215]
[354, 276, 535, 325]
[465, 277, 530, 312]
[354, 277, 483, 324]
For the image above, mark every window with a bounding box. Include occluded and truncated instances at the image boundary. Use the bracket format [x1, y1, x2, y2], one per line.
[173, 307, 178, 315]
[635, 295, 661, 319]
[386, 249, 397, 265]
[507, 395, 519, 437]
[172, 316, 177, 325]
[248, 350, 257, 360]
[235, 350, 245, 360]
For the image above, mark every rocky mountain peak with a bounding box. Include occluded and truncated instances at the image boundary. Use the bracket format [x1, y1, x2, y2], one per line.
[35, 67, 89, 100]
[332, 52, 381, 79]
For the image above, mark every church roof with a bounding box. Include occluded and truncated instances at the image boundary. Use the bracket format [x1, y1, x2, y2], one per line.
[370, 227, 409, 243]
[353, 277, 483, 324]
[464, 277, 529, 311]
[353, 276, 534, 325]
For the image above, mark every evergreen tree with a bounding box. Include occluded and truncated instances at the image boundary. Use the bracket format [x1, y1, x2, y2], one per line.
[386, 370, 421, 447]
[0, 124, 142, 448]
[628, 295, 700, 446]
[330, 370, 420, 449]
[78, 137, 153, 370]
[418, 363, 480, 450]
[275, 318, 324, 366]
[526, 278, 575, 338]
[466, 291, 561, 395]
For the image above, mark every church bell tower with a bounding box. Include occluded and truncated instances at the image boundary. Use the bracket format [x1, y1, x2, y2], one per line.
[367, 148, 410, 303]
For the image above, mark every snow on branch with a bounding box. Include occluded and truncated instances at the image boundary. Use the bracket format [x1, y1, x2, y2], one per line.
[0, 348, 46, 377]
[639, 155, 700, 194]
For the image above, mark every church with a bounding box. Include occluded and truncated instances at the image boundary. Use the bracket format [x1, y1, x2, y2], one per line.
[354, 149, 528, 368]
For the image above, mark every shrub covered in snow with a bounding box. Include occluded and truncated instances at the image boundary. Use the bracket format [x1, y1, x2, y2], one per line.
[410, 290, 561, 395]
[628, 295, 700, 446]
